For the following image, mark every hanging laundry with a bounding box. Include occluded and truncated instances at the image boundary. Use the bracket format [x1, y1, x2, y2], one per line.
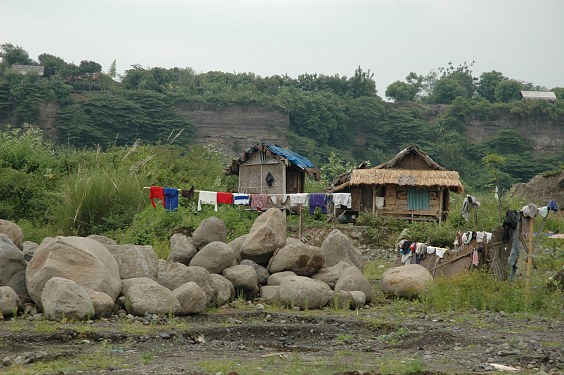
[197, 191, 218, 212]
[233, 193, 250, 205]
[476, 231, 484, 243]
[286, 193, 308, 207]
[472, 248, 479, 266]
[461, 195, 480, 222]
[163, 187, 179, 212]
[181, 185, 195, 200]
[333, 193, 352, 208]
[435, 247, 448, 258]
[308, 193, 327, 214]
[547, 200, 558, 212]
[375, 197, 385, 209]
[217, 192, 234, 205]
[520, 203, 538, 218]
[502, 210, 519, 243]
[149, 186, 165, 208]
[538, 206, 549, 218]
[401, 251, 412, 265]
[269, 195, 279, 205]
[416, 242, 427, 255]
[426, 246, 436, 254]
[250, 194, 269, 211]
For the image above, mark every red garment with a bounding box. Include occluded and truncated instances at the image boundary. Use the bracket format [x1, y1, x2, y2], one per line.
[149, 186, 165, 208]
[217, 192, 233, 205]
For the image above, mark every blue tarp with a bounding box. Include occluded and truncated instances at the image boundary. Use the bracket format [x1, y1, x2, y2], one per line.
[266, 144, 315, 169]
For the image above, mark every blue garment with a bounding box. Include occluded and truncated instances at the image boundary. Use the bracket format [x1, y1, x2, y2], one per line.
[309, 193, 327, 214]
[547, 200, 558, 212]
[163, 188, 179, 211]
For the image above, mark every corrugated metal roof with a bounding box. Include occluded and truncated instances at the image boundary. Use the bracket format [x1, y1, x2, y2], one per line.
[266, 144, 315, 169]
[11, 65, 45, 76]
[520, 91, 557, 100]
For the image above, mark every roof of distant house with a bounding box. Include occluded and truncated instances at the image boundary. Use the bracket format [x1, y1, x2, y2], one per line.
[520, 91, 557, 101]
[11, 65, 45, 76]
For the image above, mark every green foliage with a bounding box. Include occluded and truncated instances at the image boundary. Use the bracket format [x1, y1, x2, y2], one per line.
[477, 70, 505, 102]
[495, 79, 522, 102]
[385, 80, 418, 101]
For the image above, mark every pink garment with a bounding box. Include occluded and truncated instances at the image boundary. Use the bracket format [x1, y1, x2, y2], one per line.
[472, 249, 479, 266]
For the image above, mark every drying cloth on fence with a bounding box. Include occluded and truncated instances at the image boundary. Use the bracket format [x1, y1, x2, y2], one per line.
[401, 252, 413, 265]
[217, 192, 234, 205]
[521, 203, 538, 218]
[538, 206, 549, 218]
[149, 186, 165, 208]
[476, 231, 484, 243]
[547, 200, 558, 212]
[416, 242, 427, 255]
[233, 193, 250, 205]
[472, 249, 479, 266]
[163, 187, 179, 212]
[435, 247, 448, 258]
[286, 193, 309, 207]
[197, 191, 218, 212]
[461, 195, 480, 222]
[426, 246, 436, 254]
[250, 194, 269, 210]
[309, 193, 328, 214]
[333, 193, 352, 208]
[400, 241, 412, 255]
[181, 186, 195, 200]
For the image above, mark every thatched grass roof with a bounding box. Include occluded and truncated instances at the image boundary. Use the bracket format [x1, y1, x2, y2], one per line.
[347, 168, 463, 193]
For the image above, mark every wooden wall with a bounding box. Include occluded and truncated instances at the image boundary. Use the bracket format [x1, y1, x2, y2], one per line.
[238, 152, 286, 194]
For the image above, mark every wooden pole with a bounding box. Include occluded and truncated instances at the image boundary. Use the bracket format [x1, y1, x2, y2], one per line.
[332, 202, 336, 230]
[298, 204, 303, 240]
[438, 187, 444, 225]
[525, 216, 535, 306]
[372, 186, 376, 215]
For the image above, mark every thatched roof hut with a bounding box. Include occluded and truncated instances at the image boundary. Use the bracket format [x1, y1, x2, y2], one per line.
[331, 144, 463, 222]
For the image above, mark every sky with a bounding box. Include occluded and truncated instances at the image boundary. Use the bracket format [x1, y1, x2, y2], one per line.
[1, 0, 563, 95]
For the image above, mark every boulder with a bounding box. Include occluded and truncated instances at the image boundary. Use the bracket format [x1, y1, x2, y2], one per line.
[349, 291, 367, 309]
[267, 242, 325, 276]
[321, 229, 364, 269]
[172, 282, 208, 315]
[228, 234, 248, 262]
[330, 290, 354, 310]
[311, 261, 352, 289]
[278, 276, 332, 310]
[107, 244, 159, 280]
[222, 265, 259, 296]
[26, 236, 121, 305]
[22, 241, 38, 262]
[260, 285, 280, 304]
[121, 277, 161, 296]
[0, 286, 20, 316]
[208, 274, 235, 306]
[192, 216, 227, 249]
[157, 263, 214, 304]
[240, 259, 269, 285]
[240, 208, 287, 265]
[0, 234, 29, 302]
[168, 233, 198, 265]
[380, 264, 433, 299]
[41, 277, 95, 321]
[86, 234, 118, 246]
[189, 241, 236, 274]
[334, 266, 373, 303]
[84, 288, 114, 317]
[124, 283, 180, 316]
[0, 219, 23, 250]
[286, 237, 302, 246]
[267, 271, 296, 286]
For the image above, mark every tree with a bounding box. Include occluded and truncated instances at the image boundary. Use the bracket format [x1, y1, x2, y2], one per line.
[0, 43, 33, 66]
[494, 79, 522, 102]
[477, 71, 505, 102]
[385, 81, 418, 101]
[108, 59, 117, 79]
[431, 77, 468, 104]
[348, 66, 377, 98]
[552, 87, 564, 100]
[78, 60, 102, 75]
[38, 53, 69, 78]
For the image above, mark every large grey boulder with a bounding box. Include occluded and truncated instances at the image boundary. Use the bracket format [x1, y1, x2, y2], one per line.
[228, 234, 248, 262]
[222, 265, 259, 296]
[189, 241, 236, 274]
[86, 234, 118, 246]
[311, 261, 352, 290]
[107, 244, 159, 280]
[0, 286, 20, 316]
[172, 282, 208, 315]
[208, 274, 235, 307]
[192, 216, 227, 249]
[330, 290, 366, 310]
[121, 277, 161, 296]
[41, 277, 95, 321]
[260, 285, 280, 304]
[26, 236, 121, 305]
[334, 266, 373, 303]
[380, 264, 433, 299]
[267, 271, 297, 286]
[267, 242, 325, 277]
[168, 233, 198, 265]
[278, 276, 332, 310]
[321, 229, 364, 269]
[240, 208, 287, 265]
[124, 283, 180, 316]
[0, 234, 28, 302]
[157, 263, 214, 304]
[0, 219, 23, 250]
[240, 259, 269, 285]
[84, 288, 114, 317]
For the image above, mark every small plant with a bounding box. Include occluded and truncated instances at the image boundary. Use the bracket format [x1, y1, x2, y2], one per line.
[140, 351, 154, 365]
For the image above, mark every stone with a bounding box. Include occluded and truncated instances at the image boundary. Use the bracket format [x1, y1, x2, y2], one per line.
[0, 234, 29, 302]
[157, 263, 214, 305]
[240, 208, 287, 265]
[222, 265, 258, 292]
[267, 271, 296, 286]
[41, 277, 95, 321]
[86, 234, 118, 246]
[349, 291, 367, 309]
[0, 286, 20, 316]
[0, 220, 23, 250]
[260, 285, 280, 304]
[190, 241, 236, 274]
[267, 242, 325, 277]
[278, 276, 332, 310]
[321, 229, 364, 269]
[192, 217, 227, 249]
[123, 283, 180, 316]
[168, 233, 198, 265]
[330, 290, 354, 309]
[208, 273, 235, 306]
[380, 264, 433, 299]
[26, 236, 121, 305]
[311, 261, 352, 289]
[22, 241, 38, 262]
[107, 244, 159, 280]
[334, 266, 373, 303]
[240, 259, 269, 285]
[172, 282, 207, 315]
[84, 288, 114, 317]
[228, 234, 248, 262]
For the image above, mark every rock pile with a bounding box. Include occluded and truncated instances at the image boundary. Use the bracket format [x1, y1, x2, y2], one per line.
[0, 208, 375, 321]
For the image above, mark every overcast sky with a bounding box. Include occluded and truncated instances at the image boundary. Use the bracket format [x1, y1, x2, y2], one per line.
[1, 0, 563, 94]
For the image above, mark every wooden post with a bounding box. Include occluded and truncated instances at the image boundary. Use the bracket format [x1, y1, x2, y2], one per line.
[298, 204, 303, 240]
[372, 186, 376, 215]
[332, 201, 336, 230]
[438, 187, 444, 225]
[525, 216, 535, 305]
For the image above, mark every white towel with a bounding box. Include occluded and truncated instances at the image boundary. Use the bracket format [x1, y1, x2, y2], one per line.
[233, 193, 250, 206]
[435, 247, 448, 258]
[476, 231, 484, 243]
[198, 191, 218, 212]
[287, 193, 308, 207]
[426, 246, 436, 254]
[333, 193, 352, 208]
[375, 196, 385, 209]
[401, 252, 412, 264]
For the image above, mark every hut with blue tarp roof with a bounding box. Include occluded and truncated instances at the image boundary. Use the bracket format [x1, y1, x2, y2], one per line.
[226, 142, 320, 194]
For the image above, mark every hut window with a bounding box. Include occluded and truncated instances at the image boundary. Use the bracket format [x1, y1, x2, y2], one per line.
[407, 187, 429, 210]
[266, 172, 274, 187]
